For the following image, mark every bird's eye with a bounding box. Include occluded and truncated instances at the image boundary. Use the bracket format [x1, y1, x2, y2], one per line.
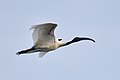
[58, 39, 62, 41]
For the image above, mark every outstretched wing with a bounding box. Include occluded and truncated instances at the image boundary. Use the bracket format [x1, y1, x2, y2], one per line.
[30, 23, 57, 44]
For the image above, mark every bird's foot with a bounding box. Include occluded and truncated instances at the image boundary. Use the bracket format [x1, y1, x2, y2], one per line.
[16, 52, 21, 55]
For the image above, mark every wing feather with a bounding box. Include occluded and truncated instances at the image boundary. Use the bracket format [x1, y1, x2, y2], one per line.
[30, 23, 57, 44]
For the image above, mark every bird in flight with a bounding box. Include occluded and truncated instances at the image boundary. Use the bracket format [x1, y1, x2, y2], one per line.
[16, 22, 95, 58]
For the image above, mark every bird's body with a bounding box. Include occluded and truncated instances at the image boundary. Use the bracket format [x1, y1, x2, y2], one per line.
[17, 22, 95, 58]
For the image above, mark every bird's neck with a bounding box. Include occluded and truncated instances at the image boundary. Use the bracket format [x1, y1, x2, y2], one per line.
[55, 39, 66, 48]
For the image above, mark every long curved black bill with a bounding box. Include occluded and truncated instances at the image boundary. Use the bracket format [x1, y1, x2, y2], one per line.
[73, 37, 95, 43]
[64, 37, 95, 46]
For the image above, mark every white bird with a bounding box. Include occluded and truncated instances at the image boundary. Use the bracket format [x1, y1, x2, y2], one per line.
[16, 22, 95, 58]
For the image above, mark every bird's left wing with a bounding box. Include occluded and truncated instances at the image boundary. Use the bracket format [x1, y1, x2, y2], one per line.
[30, 23, 57, 44]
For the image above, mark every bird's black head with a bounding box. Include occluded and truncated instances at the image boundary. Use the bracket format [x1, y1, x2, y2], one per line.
[63, 37, 95, 46]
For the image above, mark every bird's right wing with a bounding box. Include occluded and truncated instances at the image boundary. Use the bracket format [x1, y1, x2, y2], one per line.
[30, 23, 57, 44]
[38, 52, 48, 58]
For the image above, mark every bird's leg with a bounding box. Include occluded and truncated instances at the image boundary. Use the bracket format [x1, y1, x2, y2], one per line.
[16, 47, 36, 55]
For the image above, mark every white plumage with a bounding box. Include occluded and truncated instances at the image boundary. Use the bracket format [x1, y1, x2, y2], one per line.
[30, 23, 57, 44]
[17, 22, 95, 58]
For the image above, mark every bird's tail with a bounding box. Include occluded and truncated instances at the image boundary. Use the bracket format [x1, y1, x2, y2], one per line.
[16, 47, 35, 55]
